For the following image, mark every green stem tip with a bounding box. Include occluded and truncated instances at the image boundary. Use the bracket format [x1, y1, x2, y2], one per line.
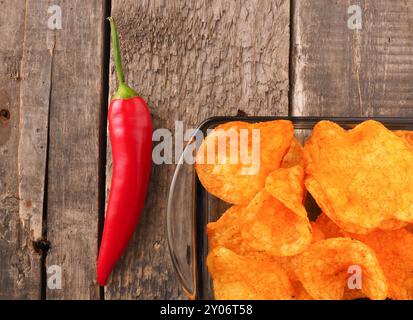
[108, 17, 138, 100]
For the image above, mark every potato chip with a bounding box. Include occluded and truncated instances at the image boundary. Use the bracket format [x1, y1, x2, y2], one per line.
[281, 137, 304, 168]
[395, 130, 413, 151]
[310, 221, 325, 243]
[241, 190, 311, 256]
[207, 165, 311, 257]
[208, 190, 311, 258]
[265, 166, 306, 216]
[347, 228, 413, 300]
[317, 214, 413, 299]
[300, 217, 369, 300]
[314, 213, 344, 239]
[291, 238, 388, 300]
[377, 218, 408, 231]
[207, 205, 246, 252]
[207, 205, 280, 261]
[207, 247, 295, 300]
[238, 166, 311, 256]
[315, 222, 370, 301]
[316, 212, 406, 237]
[343, 287, 367, 300]
[196, 120, 293, 205]
[406, 224, 413, 233]
[304, 120, 413, 233]
[292, 281, 314, 300]
[316, 211, 406, 241]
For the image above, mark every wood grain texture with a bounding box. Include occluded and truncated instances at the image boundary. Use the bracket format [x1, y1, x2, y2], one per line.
[291, 0, 413, 117]
[18, 0, 53, 252]
[45, 1, 106, 299]
[106, 0, 290, 299]
[0, 0, 43, 299]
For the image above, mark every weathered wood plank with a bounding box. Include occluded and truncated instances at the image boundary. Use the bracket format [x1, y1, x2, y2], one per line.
[45, 1, 106, 299]
[106, 0, 290, 299]
[18, 0, 54, 255]
[0, 0, 44, 300]
[291, 0, 413, 116]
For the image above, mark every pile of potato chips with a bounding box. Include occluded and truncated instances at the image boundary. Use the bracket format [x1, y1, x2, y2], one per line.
[195, 120, 413, 300]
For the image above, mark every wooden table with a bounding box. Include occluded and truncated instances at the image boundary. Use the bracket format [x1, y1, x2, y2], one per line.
[1, 0, 412, 299]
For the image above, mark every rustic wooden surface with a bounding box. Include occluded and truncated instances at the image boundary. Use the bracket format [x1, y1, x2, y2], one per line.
[1, 0, 413, 299]
[291, 0, 413, 116]
[44, 1, 106, 300]
[0, 0, 42, 299]
[0, 0, 106, 299]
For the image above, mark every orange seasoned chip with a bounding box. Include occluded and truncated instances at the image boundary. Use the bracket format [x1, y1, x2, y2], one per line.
[304, 120, 413, 233]
[207, 205, 246, 252]
[406, 224, 413, 233]
[241, 190, 311, 257]
[315, 212, 406, 238]
[196, 120, 293, 205]
[207, 165, 311, 258]
[207, 247, 295, 300]
[395, 130, 413, 151]
[237, 166, 311, 256]
[347, 228, 413, 300]
[314, 213, 344, 239]
[310, 221, 325, 243]
[292, 281, 314, 300]
[281, 137, 304, 168]
[206, 205, 276, 260]
[291, 238, 388, 300]
[343, 287, 367, 300]
[265, 166, 306, 215]
[377, 218, 408, 231]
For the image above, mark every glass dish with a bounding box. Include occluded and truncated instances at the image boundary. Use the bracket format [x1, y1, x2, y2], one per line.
[166, 116, 413, 300]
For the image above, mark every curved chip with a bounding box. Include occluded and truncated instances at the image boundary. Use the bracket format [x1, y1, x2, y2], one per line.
[377, 218, 408, 231]
[206, 205, 274, 260]
[395, 130, 413, 151]
[292, 281, 314, 300]
[304, 120, 413, 233]
[310, 221, 326, 243]
[207, 165, 311, 257]
[343, 287, 367, 300]
[406, 224, 413, 233]
[207, 205, 246, 252]
[241, 189, 311, 257]
[347, 228, 413, 300]
[314, 213, 344, 239]
[240, 166, 311, 256]
[291, 238, 388, 300]
[236, 166, 312, 256]
[265, 166, 306, 216]
[315, 212, 406, 238]
[281, 137, 304, 168]
[316, 214, 413, 299]
[196, 120, 293, 205]
[207, 247, 295, 300]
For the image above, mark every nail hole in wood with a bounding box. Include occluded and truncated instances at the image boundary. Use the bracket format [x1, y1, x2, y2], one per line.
[0, 109, 10, 120]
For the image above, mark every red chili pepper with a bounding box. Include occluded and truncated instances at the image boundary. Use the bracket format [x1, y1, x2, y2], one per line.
[97, 17, 153, 286]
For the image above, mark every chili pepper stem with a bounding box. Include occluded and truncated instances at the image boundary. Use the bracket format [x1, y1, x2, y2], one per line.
[108, 17, 138, 100]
